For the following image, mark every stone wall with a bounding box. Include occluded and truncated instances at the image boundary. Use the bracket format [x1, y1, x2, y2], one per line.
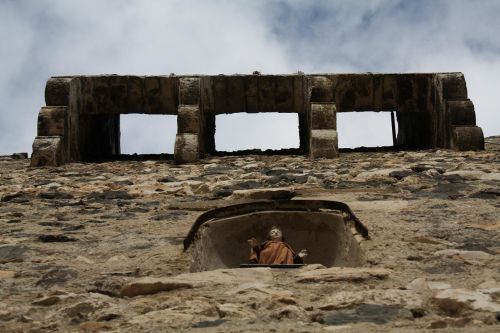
[31, 72, 484, 166]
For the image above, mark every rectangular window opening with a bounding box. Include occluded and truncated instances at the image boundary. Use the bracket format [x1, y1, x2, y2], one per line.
[120, 114, 177, 156]
[215, 113, 300, 154]
[337, 111, 398, 150]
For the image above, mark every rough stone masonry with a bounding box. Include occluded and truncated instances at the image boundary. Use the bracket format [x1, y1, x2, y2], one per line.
[31, 72, 484, 166]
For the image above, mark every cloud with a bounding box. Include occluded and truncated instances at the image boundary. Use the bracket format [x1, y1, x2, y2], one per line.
[0, 0, 499, 154]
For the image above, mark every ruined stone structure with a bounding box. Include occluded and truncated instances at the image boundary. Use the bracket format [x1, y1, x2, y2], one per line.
[31, 72, 484, 166]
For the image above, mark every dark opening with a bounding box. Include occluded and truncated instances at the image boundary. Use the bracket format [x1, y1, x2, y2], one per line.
[214, 113, 301, 155]
[120, 114, 176, 159]
[337, 112, 397, 151]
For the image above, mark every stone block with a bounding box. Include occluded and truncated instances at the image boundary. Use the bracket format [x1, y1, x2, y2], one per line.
[177, 106, 200, 133]
[381, 75, 397, 110]
[245, 75, 259, 113]
[174, 133, 199, 164]
[143, 76, 161, 114]
[108, 76, 128, 113]
[274, 76, 294, 112]
[293, 75, 306, 113]
[452, 126, 484, 151]
[372, 74, 384, 111]
[92, 76, 112, 113]
[31, 136, 64, 167]
[310, 76, 334, 103]
[447, 100, 476, 125]
[414, 75, 432, 113]
[441, 73, 468, 100]
[335, 75, 355, 112]
[310, 129, 339, 159]
[213, 76, 228, 114]
[45, 77, 71, 106]
[37, 107, 67, 136]
[200, 76, 215, 114]
[397, 74, 419, 112]
[179, 77, 200, 105]
[354, 74, 374, 111]
[126, 76, 144, 113]
[226, 76, 246, 113]
[311, 103, 336, 129]
[258, 76, 275, 112]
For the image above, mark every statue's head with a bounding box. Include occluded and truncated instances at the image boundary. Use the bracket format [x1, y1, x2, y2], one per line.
[268, 226, 283, 241]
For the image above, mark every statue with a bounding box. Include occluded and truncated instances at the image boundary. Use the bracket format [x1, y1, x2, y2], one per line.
[248, 226, 308, 265]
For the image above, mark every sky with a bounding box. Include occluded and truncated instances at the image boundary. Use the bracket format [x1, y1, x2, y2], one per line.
[1, 0, 499, 154]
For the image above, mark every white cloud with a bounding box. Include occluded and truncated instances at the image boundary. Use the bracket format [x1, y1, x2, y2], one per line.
[0, 0, 498, 154]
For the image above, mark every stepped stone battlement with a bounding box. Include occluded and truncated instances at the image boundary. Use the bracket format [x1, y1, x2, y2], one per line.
[31, 72, 484, 166]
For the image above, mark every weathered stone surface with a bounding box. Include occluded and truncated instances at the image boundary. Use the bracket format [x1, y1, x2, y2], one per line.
[45, 77, 71, 106]
[179, 77, 200, 105]
[1, 136, 500, 332]
[448, 100, 476, 125]
[120, 277, 194, 297]
[36, 267, 78, 287]
[144, 76, 178, 114]
[318, 289, 424, 311]
[433, 249, 494, 266]
[177, 105, 200, 133]
[440, 73, 468, 100]
[37, 106, 67, 136]
[310, 76, 335, 102]
[225, 282, 293, 300]
[174, 133, 199, 164]
[229, 187, 295, 200]
[310, 129, 339, 158]
[433, 288, 500, 314]
[31, 136, 64, 166]
[452, 126, 485, 150]
[295, 267, 391, 283]
[0, 271, 15, 280]
[176, 268, 273, 285]
[317, 304, 413, 325]
[311, 103, 336, 129]
[0, 245, 27, 263]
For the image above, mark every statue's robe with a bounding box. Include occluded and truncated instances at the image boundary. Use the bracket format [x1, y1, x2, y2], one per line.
[249, 240, 303, 265]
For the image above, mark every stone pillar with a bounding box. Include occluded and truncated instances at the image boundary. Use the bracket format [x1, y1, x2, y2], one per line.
[309, 103, 339, 158]
[438, 73, 484, 151]
[31, 106, 68, 166]
[32, 77, 72, 166]
[174, 78, 202, 163]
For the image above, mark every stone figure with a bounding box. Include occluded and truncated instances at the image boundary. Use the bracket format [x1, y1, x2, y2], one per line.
[248, 226, 308, 265]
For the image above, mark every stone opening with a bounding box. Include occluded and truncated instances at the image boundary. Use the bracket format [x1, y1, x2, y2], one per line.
[184, 200, 368, 272]
[214, 113, 301, 153]
[337, 112, 397, 149]
[120, 114, 177, 155]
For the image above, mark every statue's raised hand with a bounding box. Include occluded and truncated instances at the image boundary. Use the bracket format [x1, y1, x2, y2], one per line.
[298, 249, 308, 258]
[247, 237, 259, 248]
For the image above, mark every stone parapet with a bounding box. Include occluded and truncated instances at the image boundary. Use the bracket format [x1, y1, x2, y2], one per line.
[30, 72, 484, 166]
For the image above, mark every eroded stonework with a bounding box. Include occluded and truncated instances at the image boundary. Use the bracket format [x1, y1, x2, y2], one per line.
[31, 73, 484, 166]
